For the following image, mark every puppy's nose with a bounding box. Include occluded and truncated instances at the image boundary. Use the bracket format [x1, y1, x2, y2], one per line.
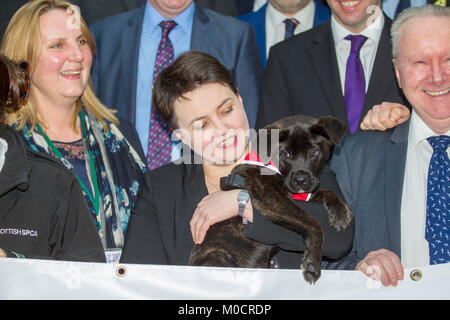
[292, 171, 310, 186]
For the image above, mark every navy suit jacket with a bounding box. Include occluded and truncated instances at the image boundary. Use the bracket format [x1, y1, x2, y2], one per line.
[328, 120, 410, 269]
[238, 1, 330, 67]
[89, 3, 264, 129]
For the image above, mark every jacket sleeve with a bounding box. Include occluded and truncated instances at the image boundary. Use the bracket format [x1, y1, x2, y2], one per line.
[233, 22, 264, 129]
[120, 173, 168, 264]
[49, 178, 106, 262]
[243, 165, 355, 261]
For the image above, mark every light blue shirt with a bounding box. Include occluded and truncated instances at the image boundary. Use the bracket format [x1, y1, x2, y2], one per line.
[382, 0, 427, 20]
[136, 2, 194, 160]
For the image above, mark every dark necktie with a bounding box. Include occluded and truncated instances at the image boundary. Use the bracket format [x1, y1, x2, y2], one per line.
[425, 135, 450, 265]
[344, 34, 367, 134]
[395, 0, 411, 17]
[147, 20, 177, 170]
[283, 18, 299, 40]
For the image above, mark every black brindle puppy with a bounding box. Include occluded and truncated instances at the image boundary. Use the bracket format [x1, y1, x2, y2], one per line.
[188, 115, 353, 283]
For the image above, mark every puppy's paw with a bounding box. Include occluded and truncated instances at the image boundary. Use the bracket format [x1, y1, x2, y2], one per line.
[328, 202, 353, 232]
[300, 253, 321, 284]
[302, 268, 321, 284]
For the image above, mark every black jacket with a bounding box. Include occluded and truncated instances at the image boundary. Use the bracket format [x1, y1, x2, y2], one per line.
[120, 161, 354, 269]
[0, 124, 106, 262]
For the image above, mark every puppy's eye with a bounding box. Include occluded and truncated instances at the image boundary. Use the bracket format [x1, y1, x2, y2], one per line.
[309, 148, 319, 158]
[281, 150, 291, 159]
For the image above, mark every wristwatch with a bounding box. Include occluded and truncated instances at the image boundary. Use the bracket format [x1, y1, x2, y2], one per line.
[237, 190, 250, 224]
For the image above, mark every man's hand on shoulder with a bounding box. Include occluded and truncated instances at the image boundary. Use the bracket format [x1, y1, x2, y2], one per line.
[361, 102, 410, 131]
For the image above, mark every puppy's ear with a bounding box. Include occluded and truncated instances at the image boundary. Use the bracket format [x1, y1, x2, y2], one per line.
[311, 116, 347, 146]
[255, 127, 289, 165]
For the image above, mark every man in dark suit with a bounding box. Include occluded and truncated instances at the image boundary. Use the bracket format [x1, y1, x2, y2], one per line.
[90, 0, 263, 166]
[256, 0, 410, 133]
[239, 0, 330, 67]
[330, 5, 449, 286]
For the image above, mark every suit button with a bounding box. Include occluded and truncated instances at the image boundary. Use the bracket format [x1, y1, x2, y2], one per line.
[410, 269, 422, 281]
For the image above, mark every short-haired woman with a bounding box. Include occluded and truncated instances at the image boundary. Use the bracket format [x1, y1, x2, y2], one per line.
[120, 51, 354, 268]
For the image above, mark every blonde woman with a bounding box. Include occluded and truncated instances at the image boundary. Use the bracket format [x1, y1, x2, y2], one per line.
[2, 0, 147, 263]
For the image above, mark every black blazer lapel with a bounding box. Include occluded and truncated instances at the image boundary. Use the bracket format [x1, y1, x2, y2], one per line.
[123, 0, 141, 10]
[383, 120, 409, 257]
[120, 7, 145, 124]
[310, 22, 348, 124]
[362, 17, 397, 120]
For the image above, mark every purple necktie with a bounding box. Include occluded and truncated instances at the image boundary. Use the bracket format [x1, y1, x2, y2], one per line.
[147, 20, 177, 170]
[344, 34, 367, 134]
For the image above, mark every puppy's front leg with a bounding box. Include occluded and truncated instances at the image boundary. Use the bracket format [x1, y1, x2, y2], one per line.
[238, 169, 324, 283]
[311, 190, 353, 232]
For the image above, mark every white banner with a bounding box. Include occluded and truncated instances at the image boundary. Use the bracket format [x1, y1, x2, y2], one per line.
[0, 258, 448, 300]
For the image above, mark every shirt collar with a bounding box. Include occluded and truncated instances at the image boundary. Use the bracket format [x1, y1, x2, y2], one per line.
[142, 1, 195, 35]
[408, 110, 450, 151]
[266, 1, 315, 30]
[0, 138, 7, 173]
[331, 9, 384, 45]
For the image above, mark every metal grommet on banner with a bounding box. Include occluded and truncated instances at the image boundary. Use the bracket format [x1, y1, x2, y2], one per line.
[410, 269, 422, 281]
[116, 266, 127, 278]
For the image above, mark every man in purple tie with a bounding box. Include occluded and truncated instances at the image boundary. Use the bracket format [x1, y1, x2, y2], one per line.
[256, 0, 411, 134]
[330, 4, 449, 286]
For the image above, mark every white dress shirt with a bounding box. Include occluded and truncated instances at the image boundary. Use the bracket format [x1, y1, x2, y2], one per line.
[331, 12, 384, 95]
[0, 138, 7, 173]
[265, 1, 315, 57]
[401, 111, 450, 268]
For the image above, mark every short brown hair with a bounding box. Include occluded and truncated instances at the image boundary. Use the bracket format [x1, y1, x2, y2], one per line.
[0, 54, 29, 122]
[152, 51, 238, 129]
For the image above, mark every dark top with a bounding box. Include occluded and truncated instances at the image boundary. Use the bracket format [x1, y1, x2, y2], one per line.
[0, 124, 106, 262]
[120, 161, 354, 269]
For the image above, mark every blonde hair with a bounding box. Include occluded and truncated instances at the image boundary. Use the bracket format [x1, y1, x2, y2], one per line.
[1, 0, 118, 131]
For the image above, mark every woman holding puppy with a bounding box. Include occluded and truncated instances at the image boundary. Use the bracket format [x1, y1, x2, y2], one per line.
[120, 51, 354, 269]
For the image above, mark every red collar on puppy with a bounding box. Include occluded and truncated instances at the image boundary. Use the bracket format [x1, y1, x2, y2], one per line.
[241, 150, 312, 202]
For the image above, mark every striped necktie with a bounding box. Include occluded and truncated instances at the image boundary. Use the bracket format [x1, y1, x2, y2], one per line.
[283, 18, 299, 40]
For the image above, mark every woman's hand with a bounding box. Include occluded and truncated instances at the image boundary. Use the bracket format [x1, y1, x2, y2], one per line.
[0, 249, 7, 258]
[355, 249, 404, 287]
[360, 102, 410, 131]
[190, 189, 253, 244]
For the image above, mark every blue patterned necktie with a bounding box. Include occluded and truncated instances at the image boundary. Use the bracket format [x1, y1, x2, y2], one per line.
[283, 18, 299, 40]
[147, 20, 177, 170]
[425, 135, 450, 265]
[344, 35, 368, 134]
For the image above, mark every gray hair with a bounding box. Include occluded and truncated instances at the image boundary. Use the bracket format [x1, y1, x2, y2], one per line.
[391, 4, 450, 58]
